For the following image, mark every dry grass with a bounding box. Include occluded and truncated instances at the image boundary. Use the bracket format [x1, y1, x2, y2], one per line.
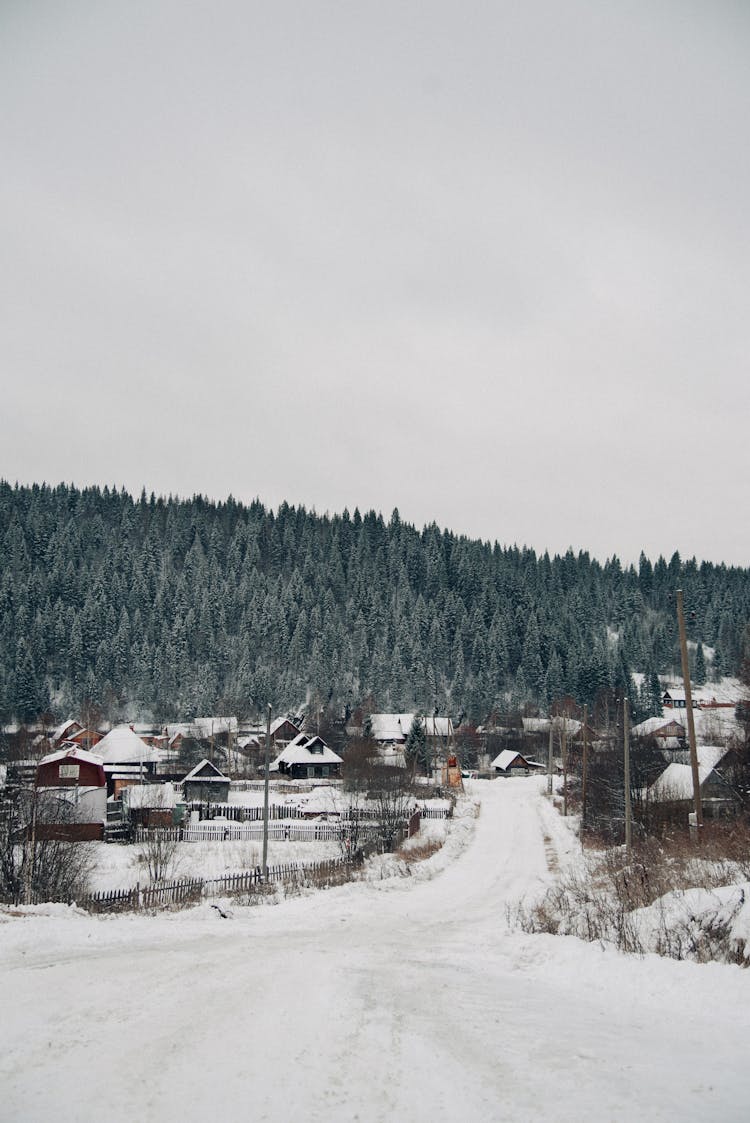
[396, 838, 444, 865]
[509, 830, 750, 965]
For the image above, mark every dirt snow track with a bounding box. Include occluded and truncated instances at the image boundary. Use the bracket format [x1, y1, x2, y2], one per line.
[2, 778, 749, 1122]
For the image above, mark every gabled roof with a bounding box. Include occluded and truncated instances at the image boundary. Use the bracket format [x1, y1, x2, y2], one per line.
[38, 745, 105, 769]
[369, 714, 415, 741]
[182, 758, 229, 783]
[491, 749, 535, 771]
[50, 718, 83, 744]
[631, 716, 685, 738]
[368, 713, 453, 742]
[648, 746, 729, 801]
[270, 716, 300, 736]
[270, 734, 343, 770]
[166, 717, 238, 741]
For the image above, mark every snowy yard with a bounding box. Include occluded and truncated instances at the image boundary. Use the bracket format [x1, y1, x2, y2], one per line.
[1, 778, 749, 1122]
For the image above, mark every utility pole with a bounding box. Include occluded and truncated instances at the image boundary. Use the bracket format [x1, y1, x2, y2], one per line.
[562, 719, 568, 817]
[262, 703, 272, 879]
[623, 696, 632, 856]
[676, 588, 703, 832]
[547, 723, 554, 796]
[581, 704, 589, 846]
[24, 785, 39, 906]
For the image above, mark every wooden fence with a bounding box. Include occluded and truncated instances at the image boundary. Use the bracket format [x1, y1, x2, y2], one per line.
[78, 857, 354, 913]
[186, 802, 305, 822]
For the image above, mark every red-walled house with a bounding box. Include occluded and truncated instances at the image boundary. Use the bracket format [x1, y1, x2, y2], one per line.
[34, 746, 107, 841]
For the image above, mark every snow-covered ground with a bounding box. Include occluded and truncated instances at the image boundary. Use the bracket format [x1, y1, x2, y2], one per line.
[2, 779, 749, 1122]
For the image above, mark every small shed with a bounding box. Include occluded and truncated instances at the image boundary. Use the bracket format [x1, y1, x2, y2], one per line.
[122, 782, 180, 827]
[182, 759, 230, 803]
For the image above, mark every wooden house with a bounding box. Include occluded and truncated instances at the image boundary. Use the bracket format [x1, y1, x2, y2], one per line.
[182, 759, 230, 803]
[49, 719, 103, 752]
[270, 734, 343, 780]
[34, 746, 107, 840]
[491, 749, 544, 776]
[646, 747, 736, 819]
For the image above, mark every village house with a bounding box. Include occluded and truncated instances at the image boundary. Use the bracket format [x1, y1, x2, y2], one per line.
[646, 746, 737, 819]
[34, 745, 107, 840]
[94, 725, 163, 796]
[631, 716, 687, 751]
[48, 719, 103, 752]
[367, 713, 454, 746]
[491, 749, 544, 776]
[270, 734, 343, 780]
[182, 759, 230, 803]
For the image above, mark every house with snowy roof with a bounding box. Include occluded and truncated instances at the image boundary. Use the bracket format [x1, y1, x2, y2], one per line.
[491, 749, 544, 776]
[34, 745, 107, 840]
[49, 718, 103, 752]
[631, 716, 687, 750]
[182, 759, 230, 803]
[92, 725, 163, 795]
[368, 713, 454, 745]
[270, 734, 343, 780]
[646, 746, 736, 817]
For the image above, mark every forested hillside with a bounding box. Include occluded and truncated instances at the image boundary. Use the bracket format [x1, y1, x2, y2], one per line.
[1, 481, 748, 726]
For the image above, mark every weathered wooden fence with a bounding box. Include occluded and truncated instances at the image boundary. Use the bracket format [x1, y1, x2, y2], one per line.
[79, 857, 354, 913]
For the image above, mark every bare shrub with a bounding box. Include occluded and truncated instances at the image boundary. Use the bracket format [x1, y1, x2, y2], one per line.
[138, 829, 180, 884]
[0, 788, 94, 904]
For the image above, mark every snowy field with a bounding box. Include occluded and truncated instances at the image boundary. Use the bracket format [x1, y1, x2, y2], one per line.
[87, 834, 343, 891]
[2, 779, 749, 1122]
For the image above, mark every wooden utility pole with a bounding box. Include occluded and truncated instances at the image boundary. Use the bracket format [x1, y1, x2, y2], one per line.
[547, 723, 554, 796]
[262, 703, 272, 879]
[676, 588, 703, 832]
[581, 704, 589, 845]
[623, 696, 632, 856]
[562, 719, 568, 817]
[23, 786, 38, 906]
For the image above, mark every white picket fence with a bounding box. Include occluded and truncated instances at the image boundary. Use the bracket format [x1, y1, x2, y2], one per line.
[182, 820, 377, 843]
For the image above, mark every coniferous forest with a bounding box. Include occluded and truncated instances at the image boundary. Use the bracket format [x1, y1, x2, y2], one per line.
[1, 480, 748, 727]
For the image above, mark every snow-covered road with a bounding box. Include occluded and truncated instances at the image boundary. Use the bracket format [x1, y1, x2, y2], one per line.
[2, 779, 749, 1122]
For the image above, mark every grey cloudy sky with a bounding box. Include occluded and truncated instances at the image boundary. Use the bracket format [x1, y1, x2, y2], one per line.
[1, 1, 748, 566]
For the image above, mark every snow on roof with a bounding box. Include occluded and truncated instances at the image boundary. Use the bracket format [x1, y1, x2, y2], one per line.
[50, 718, 82, 744]
[182, 759, 228, 783]
[94, 726, 161, 764]
[491, 749, 531, 771]
[270, 716, 300, 736]
[38, 745, 105, 768]
[193, 716, 238, 736]
[123, 783, 178, 809]
[369, 714, 452, 741]
[649, 746, 729, 801]
[522, 716, 582, 736]
[237, 735, 261, 750]
[165, 717, 237, 740]
[270, 734, 343, 770]
[522, 718, 550, 734]
[631, 716, 685, 738]
[369, 714, 416, 741]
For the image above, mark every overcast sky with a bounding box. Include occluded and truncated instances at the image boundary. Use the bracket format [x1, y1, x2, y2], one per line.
[1, 1, 748, 566]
